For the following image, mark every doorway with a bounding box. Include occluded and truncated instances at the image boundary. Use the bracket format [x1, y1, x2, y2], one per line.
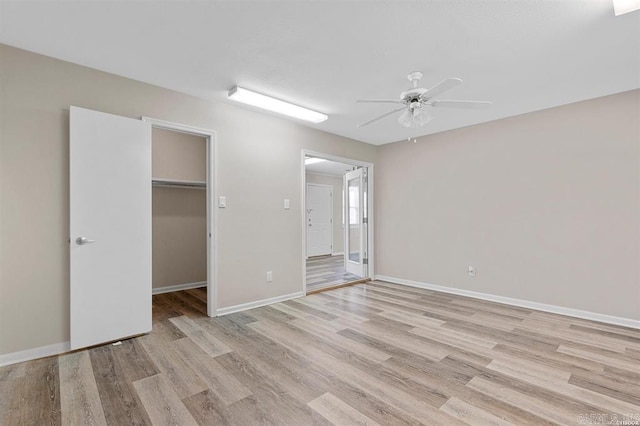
[69, 108, 217, 352]
[143, 117, 217, 317]
[302, 151, 374, 294]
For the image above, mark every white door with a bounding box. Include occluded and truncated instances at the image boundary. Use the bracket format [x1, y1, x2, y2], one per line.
[70, 106, 152, 350]
[306, 183, 333, 257]
[344, 168, 367, 277]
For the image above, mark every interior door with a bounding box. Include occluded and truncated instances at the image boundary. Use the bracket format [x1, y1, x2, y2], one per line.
[344, 168, 367, 277]
[306, 183, 333, 257]
[70, 106, 152, 350]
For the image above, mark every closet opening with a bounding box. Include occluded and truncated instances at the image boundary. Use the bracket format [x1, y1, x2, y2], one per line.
[143, 117, 216, 317]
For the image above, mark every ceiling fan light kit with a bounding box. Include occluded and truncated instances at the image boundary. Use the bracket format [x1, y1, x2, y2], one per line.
[398, 104, 432, 128]
[356, 71, 492, 129]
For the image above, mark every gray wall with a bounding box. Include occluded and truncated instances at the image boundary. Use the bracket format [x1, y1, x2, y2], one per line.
[306, 173, 344, 255]
[376, 90, 640, 320]
[0, 44, 377, 355]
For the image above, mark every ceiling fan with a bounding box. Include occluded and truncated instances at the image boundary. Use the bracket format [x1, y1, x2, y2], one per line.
[356, 71, 492, 128]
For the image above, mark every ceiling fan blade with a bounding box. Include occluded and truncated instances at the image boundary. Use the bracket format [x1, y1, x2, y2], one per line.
[356, 106, 406, 128]
[421, 78, 463, 100]
[356, 99, 405, 104]
[430, 100, 492, 109]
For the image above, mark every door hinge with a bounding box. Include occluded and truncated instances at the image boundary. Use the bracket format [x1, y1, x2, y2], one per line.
[363, 217, 368, 224]
[363, 258, 369, 265]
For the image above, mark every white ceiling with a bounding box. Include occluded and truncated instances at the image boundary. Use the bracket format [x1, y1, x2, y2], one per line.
[306, 159, 354, 177]
[1, 1, 638, 145]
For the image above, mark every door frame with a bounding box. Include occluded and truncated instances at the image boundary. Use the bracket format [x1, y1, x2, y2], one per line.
[306, 182, 334, 258]
[142, 116, 217, 317]
[301, 150, 375, 295]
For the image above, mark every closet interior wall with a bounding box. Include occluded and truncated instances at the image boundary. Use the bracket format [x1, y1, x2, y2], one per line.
[152, 128, 207, 291]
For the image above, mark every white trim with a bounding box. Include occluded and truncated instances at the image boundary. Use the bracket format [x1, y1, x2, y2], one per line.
[152, 281, 207, 295]
[375, 275, 640, 330]
[331, 251, 344, 256]
[0, 341, 71, 367]
[141, 117, 215, 137]
[306, 171, 346, 178]
[216, 291, 304, 316]
[142, 116, 217, 318]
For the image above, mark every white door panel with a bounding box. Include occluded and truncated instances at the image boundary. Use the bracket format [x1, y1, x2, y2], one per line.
[344, 169, 367, 277]
[306, 184, 332, 257]
[70, 106, 152, 350]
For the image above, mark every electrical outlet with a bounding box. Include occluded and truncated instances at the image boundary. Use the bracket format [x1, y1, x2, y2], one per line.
[468, 265, 476, 277]
[266, 271, 273, 282]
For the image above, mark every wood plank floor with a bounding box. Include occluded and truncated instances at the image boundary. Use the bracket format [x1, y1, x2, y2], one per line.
[2, 281, 640, 425]
[306, 254, 363, 292]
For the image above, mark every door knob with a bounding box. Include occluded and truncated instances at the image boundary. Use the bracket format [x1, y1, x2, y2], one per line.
[75, 237, 96, 245]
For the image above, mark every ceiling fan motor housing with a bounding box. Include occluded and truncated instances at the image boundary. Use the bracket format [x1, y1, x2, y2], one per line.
[400, 88, 427, 103]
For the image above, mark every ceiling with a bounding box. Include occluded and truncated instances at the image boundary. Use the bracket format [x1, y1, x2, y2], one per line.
[0, 1, 638, 145]
[306, 159, 354, 177]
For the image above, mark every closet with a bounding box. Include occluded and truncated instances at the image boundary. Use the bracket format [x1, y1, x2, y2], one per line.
[151, 128, 207, 293]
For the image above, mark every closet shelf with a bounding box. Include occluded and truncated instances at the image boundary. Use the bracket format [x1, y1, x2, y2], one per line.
[152, 178, 206, 189]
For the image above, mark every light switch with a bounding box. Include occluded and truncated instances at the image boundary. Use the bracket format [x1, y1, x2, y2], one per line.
[284, 199, 290, 209]
[218, 196, 226, 208]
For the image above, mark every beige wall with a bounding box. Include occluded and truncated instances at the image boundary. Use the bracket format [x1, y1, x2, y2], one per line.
[152, 128, 206, 182]
[0, 44, 377, 355]
[305, 173, 344, 254]
[1, 42, 636, 357]
[152, 129, 207, 289]
[376, 90, 640, 320]
[152, 188, 207, 289]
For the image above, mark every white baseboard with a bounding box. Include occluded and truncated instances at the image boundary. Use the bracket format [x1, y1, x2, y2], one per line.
[152, 281, 206, 295]
[331, 252, 344, 256]
[217, 291, 304, 316]
[375, 275, 640, 330]
[0, 341, 71, 368]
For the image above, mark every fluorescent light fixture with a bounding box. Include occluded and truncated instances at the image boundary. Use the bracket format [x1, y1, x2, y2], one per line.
[228, 86, 328, 123]
[305, 157, 327, 165]
[613, 0, 640, 15]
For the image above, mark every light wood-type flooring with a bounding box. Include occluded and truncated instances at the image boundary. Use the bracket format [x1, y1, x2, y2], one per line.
[306, 254, 363, 292]
[2, 281, 640, 425]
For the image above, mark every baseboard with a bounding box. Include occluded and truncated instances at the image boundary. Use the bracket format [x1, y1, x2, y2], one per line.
[375, 275, 640, 330]
[217, 291, 304, 316]
[152, 281, 206, 295]
[0, 341, 71, 367]
[331, 252, 344, 256]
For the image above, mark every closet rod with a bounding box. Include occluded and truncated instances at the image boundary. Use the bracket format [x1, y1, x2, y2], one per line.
[152, 178, 206, 189]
